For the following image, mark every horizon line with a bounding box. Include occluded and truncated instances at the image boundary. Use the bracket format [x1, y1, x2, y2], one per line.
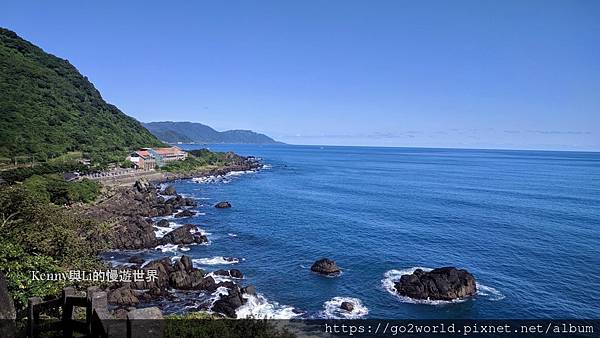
[173, 142, 600, 154]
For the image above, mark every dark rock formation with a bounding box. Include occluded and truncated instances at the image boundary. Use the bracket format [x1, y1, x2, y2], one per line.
[134, 179, 151, 193]
[128, 256, 145, 265]
[156, 219, 171, 227]
[178, 255, 194, 272]
[108, 285, 139, 306]
[105, 216, 157, 250]
[174, 210, 196, 218]
[215, 201, 232, 208]
[310, 258, 341, 275]
[241, 285, 256, 296]
[162, 185, 177, 195]
[183, 198, 197, 207]
[394, 267, 477, 301]
[159, 224, 207, 245]
[196, 276, 218, 292]
[212, 286, 245, 318]
[229, 269, 243, 279]
[340, 301, 354, 312]
[213, 269, 230, 276]
[169, 270, 206, 290]
[213, 269, 243, 279]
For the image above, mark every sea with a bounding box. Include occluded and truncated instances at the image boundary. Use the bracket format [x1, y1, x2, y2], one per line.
[106, 144, 600, 319]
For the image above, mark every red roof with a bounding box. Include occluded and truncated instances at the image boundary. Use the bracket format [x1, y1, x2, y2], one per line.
[135, 150, 151, 158]
[154, 147, 184, 155]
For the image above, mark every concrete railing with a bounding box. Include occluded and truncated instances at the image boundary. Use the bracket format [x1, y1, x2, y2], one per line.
[27, 287, 163, 338]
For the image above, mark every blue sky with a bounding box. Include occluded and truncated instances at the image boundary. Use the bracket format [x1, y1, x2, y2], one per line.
[2, 0, 599, 150]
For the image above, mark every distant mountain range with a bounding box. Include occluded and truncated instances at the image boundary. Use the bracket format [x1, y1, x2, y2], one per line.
[143, 121, 282, 144]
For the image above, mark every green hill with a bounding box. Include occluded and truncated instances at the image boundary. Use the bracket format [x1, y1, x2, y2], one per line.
[144, 121, 283, 144]
[0, 27, 163, 163]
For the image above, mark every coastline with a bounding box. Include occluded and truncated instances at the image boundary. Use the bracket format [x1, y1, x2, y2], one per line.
[83, 155, 267, 318]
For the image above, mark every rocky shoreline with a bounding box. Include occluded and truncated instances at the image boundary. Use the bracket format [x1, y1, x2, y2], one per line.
[82, 155, 264, 318]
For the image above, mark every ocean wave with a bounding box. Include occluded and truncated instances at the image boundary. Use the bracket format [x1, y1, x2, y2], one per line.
[154, 243, 191, 253]
[153, 221, 180, 238]
[476, 284, 505, 301]
[236, 293, 301, 319]
[192, 169, 258, 185]
[227, 233, 238, 237]
[205, 272, 235, 283]
[382, 267, 504, 305]
[321, 297, 369, 319]
[192, 256, 240, 266]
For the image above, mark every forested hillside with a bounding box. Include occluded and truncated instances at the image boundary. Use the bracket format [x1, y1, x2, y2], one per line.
[0, 28, 163, 163]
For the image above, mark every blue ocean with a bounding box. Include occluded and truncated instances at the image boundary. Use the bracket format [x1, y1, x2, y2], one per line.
[118, 145, 600, 319]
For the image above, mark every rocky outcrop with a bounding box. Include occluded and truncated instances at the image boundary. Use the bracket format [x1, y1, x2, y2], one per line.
[213, 269, 243, 279]
[156, 219, 170, 227]
[174, 210, 196, 218]
[162, 185, 177, 196]
[212, 286, 245, 318]
[311, 258, 341, 275]
[215, 201, 231, 208]
[159, 224, 208, 245]
[169, 269, 206, 290]
[340, 301, 354, 312]
[134, 178, 152, 193]
[241, 285, 256, 296]
[108, 285, 139, 306]
[105, 255, 256, 317]
[394, 267, 477, 301]
[128, 256, 145, 265]
[105, 216, 157, 250]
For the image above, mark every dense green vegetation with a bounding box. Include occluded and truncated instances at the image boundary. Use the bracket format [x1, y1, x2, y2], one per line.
[165, 314, 295, 338]
[0, 161, 90, 183]
[0, 27, 164, 162]
[0, 185, 104, 314]
[23, 175, 100, 205]
[144, 121, 281, 144]
[161, 149, 230, 172]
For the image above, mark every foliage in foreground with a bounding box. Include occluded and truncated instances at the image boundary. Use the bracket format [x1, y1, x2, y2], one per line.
[0, 185, 104, 315]
[23, 175, 100, 205]
[165, 313, 296, 338]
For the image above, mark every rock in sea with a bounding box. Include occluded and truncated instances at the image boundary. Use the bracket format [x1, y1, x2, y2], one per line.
[159, 224, 207, 245]
[394, 267, 477, 301]
[215, 201, 232, 208]
[340, 301, 354, 312]
[310, 258, 341, 276]
[156, 219, 170, 227]
[174, 209, 196, 218]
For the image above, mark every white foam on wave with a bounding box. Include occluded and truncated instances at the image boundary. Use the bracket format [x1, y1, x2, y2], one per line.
[192, 257, 240, 266]
[205, 272, 236, 283]
[236, 293, 301, 319]
[382, 267, 504, 305]
[476, 284, 505, 301]
[153, 221, 180, 238]
[321, 297, 369, 319]
[228, 233, 238, 237]
[155, 243, 193, 253]
[192, 169, 258, 185]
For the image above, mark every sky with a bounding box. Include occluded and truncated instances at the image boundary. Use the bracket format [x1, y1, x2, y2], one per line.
[2, 0, 599, 150]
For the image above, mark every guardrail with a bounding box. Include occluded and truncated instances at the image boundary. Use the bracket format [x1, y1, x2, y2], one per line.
[27, 287, 162, 338]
